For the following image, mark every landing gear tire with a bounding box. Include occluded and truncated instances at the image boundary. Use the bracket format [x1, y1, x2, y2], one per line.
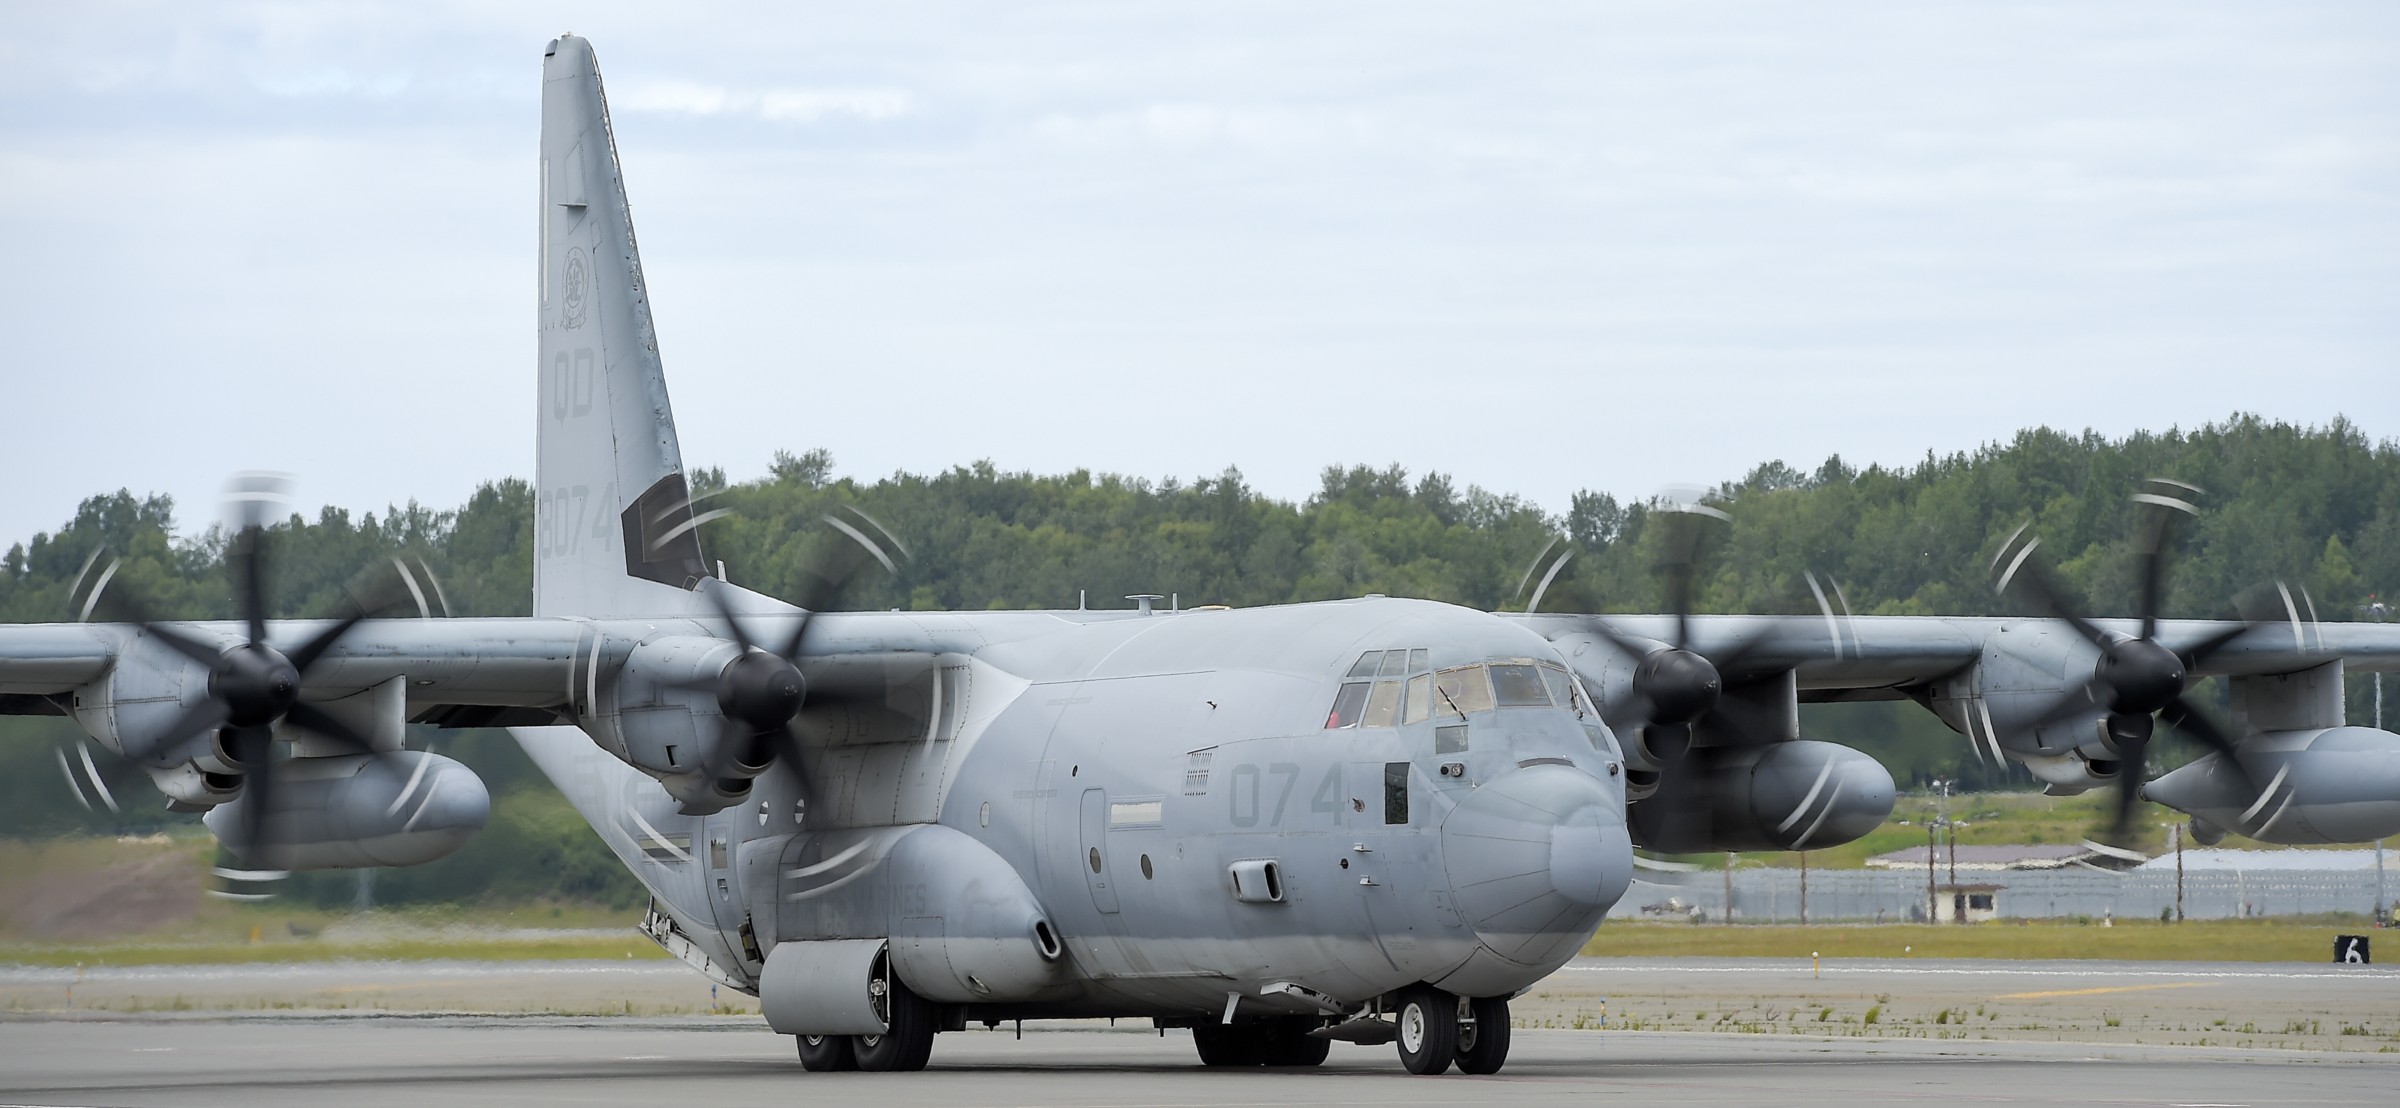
[851, 975, 936, 1072]
[1454, 996, 1511, 1075]
[1394, 985, 1459, 1075]
[796, 1034, 855, 1072]
[1258, 1018, 1331, 1067]
[1192, 1022, 1265, 1066]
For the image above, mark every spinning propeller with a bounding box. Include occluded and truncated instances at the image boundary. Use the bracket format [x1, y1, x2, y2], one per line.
[1991, 479, 2266, 843]
[80, 478, 424, 872]
[678, 505, 910, 801]
[1574, 504, 1791, 763]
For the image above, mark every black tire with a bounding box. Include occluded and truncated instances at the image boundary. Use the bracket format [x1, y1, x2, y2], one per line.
[851, 976, 936, 1072]
[1192, 1022, 1265, 1066]
[1455, 996, 1511, 1075]
[1258, 1019, 1331, 1067]
[1394, 985, 1458, 1076]
[796, 1033, 855, 1072]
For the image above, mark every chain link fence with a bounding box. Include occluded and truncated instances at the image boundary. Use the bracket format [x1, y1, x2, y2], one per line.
[1616, 867, 2390, 922]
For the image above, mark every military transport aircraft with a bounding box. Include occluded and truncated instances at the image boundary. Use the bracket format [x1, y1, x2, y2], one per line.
[5, 34, 2399, 1077]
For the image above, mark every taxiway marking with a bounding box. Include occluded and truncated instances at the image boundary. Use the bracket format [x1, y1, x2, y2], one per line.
[1995, 982, 2212, 1000]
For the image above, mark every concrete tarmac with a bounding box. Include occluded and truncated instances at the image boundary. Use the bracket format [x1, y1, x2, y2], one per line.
[4, 957, 2397, 1105]
[3, 1016, 2397, 1107]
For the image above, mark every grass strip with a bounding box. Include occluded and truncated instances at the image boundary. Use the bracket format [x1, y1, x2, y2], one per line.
[1582, 919, 2376, 962]
[0, 935, 673, 967]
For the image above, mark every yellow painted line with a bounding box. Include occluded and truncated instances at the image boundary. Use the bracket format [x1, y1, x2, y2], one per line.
[1996, 982, 2213, 1000]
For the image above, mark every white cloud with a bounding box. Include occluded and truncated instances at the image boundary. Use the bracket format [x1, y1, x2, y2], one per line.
[615, 79, 911, 122]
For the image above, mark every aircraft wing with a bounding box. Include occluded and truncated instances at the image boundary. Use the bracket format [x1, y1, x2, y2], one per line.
[1515, 611, 2400, 697]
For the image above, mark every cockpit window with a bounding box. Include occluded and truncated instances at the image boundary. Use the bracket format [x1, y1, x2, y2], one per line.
[1331, 650, 1577, 728]
[1361, 679, 1405, 728]
[1402, 673, 1433, 725]
[1538, 664, 1573, 709]
[1489, 663, 1550, 707]
[1433, 665, 1495, 717]
[1325, 681, 1371, 728]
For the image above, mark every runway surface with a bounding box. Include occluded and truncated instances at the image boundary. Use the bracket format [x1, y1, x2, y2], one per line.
[3, 1017, 2397, 1107]
[3, 957, 2396, 1105]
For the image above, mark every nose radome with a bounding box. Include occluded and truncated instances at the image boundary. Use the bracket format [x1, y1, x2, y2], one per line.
[1549, 804, 1631, 905]
[1440, 765, 1631, 964]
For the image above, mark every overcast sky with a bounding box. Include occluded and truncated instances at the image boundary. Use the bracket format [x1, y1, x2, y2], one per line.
[2, 2, 2394, 545]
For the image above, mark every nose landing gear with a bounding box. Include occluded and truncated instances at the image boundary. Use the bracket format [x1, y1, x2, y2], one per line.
[1396, 986, 1513, 1076]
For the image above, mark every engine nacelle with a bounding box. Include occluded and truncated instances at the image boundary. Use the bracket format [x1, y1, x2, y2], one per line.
[1924, 621, 2110, 771]
[2143, 726, 2400, 845]
[72, 628, 216, 767]
[580, 634, 755, 812]
[202, 751, 490, 869]
[1628, 740, 1896, 853]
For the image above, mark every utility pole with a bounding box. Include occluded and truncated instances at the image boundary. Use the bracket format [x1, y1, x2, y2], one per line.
[1943, 779, 1958, 922]
[2171, 821, 2185, 923]
[1724, 852, 1736, 925]
[1799, 850, 1809, 925]
[1926, 778, 1951, 923]
[1926, 820, 1939, 923]
[2377, 838, 2388, 927]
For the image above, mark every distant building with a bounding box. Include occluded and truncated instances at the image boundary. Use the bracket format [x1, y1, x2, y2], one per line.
[1933, 883, 2004, 923]
[1865, 842, 2147, 873]
[2138, 848, 2387, 873]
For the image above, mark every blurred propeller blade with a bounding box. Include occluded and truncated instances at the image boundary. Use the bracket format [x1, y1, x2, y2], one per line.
[1993, 480, 2276, 844]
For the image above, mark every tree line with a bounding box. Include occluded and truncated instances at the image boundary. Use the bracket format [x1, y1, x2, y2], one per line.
[3, 413, 2395, 892]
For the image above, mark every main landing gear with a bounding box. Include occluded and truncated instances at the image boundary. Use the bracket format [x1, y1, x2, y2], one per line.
[794, 975, 938, 1073]
[1395, 986, 1512, 1076]
[1188, 988, 1513, 1075]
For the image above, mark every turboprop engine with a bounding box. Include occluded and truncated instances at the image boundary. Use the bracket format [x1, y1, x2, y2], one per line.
[201, 750, 490, 869]
[582, 633, 753, 812]
[2144, 726, 2400, 846]
[1627, 740, 1896, 853]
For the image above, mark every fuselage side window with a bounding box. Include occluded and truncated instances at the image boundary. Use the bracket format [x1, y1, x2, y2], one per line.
[1325, 681, 1371, 728]
[1362, 680, 1405, 728]
[1433, 664, 1495, 718]
[1402, 673, 1433, 725]
[1489, 662, 1551, 707]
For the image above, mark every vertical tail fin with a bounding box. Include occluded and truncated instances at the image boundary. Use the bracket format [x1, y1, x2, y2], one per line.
[535, 34, 709, 618]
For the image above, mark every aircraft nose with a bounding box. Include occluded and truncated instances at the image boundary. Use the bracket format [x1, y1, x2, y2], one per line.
[1440, 764, 1631, 963]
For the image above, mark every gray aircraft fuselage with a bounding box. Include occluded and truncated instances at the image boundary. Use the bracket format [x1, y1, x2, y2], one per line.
[523, 595, 1634, 1019]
